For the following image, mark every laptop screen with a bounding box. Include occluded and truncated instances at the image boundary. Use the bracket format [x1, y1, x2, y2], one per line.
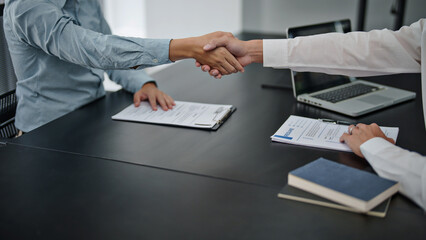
[287, 20, 352, 96]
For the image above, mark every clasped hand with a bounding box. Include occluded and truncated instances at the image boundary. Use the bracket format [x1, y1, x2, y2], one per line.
[169, 31, 247, 77]
[193, 32, 260, 79]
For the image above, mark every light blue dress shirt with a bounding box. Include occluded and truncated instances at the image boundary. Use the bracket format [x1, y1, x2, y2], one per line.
[3, 0, 172, 132]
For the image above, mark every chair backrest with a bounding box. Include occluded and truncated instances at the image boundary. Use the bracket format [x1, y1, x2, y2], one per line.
[0, 90, 17, 138]
[0, 6, 19, 138]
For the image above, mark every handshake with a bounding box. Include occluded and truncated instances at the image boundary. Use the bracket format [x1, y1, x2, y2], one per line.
[169, 32, 263, 79]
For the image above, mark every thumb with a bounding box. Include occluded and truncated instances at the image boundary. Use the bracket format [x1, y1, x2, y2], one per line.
[203, 36, 229, 51]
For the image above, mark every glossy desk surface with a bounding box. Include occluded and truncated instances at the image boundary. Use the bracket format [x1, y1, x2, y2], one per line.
[8, 61, 426, 187]
[2, 33, 426, 239]
[1, 145, 425, 240]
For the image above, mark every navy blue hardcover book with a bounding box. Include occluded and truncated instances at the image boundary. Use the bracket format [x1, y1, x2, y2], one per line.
[288, 158, 399, 212]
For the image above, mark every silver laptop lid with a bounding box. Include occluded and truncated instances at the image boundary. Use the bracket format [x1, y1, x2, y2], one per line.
[286, 19, 352, 98]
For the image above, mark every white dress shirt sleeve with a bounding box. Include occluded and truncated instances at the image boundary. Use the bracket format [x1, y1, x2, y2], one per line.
[361, 138, 426, 211]
[263, 20, 423, 77]
[263, 39, 289, 68]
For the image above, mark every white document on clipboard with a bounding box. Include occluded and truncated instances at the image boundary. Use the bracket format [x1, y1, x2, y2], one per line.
[271, 115, 399, 152]
[112, 101, 235, 130]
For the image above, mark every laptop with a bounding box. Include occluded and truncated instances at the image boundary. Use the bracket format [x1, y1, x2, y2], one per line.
[286, 19, 416, 117]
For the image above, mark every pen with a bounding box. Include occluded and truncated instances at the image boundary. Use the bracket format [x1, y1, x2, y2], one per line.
[318, 118, 356, 125]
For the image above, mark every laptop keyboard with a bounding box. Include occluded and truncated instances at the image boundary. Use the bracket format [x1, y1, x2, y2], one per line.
[312, 83, 380, 103]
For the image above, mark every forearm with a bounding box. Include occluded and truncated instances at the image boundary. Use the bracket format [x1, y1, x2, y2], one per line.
[169, 38, 200, 61]
[245, 40, 263, 64]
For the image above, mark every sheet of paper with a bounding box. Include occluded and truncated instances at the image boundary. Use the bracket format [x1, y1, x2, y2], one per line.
[271, 115, 399, 152]
[112, 101, 233, 129]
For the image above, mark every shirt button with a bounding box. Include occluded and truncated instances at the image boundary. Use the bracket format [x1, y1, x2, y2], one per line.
[153, 59, 158, 63]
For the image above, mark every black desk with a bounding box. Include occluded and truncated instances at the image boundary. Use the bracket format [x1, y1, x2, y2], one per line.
[7, 60, 426, 187]
[1, 145, 425, 239]
[3, 33, 426, 238]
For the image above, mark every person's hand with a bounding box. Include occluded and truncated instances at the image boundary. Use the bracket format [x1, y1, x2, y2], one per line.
[194, 46, 243, 76]
[196, 37, 263, 79]
[195, 34, 248, 79]
[133, 82, 175, 111]
[169, 32, 244, 76]
[204, 33, 252, 66]
[339, 123, 395, 158]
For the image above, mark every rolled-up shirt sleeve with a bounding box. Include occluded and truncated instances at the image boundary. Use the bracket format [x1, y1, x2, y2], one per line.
[7, 0, 171, 71]
[360, 138, 426, 211]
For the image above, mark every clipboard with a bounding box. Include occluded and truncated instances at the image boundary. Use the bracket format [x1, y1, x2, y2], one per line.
[209, 106, 236, 130]
[112, 101, 236, 131]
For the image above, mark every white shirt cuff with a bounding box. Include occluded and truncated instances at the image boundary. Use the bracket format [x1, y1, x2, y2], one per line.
[360, 137, 395, 156]
[263, 39, 289, 68]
